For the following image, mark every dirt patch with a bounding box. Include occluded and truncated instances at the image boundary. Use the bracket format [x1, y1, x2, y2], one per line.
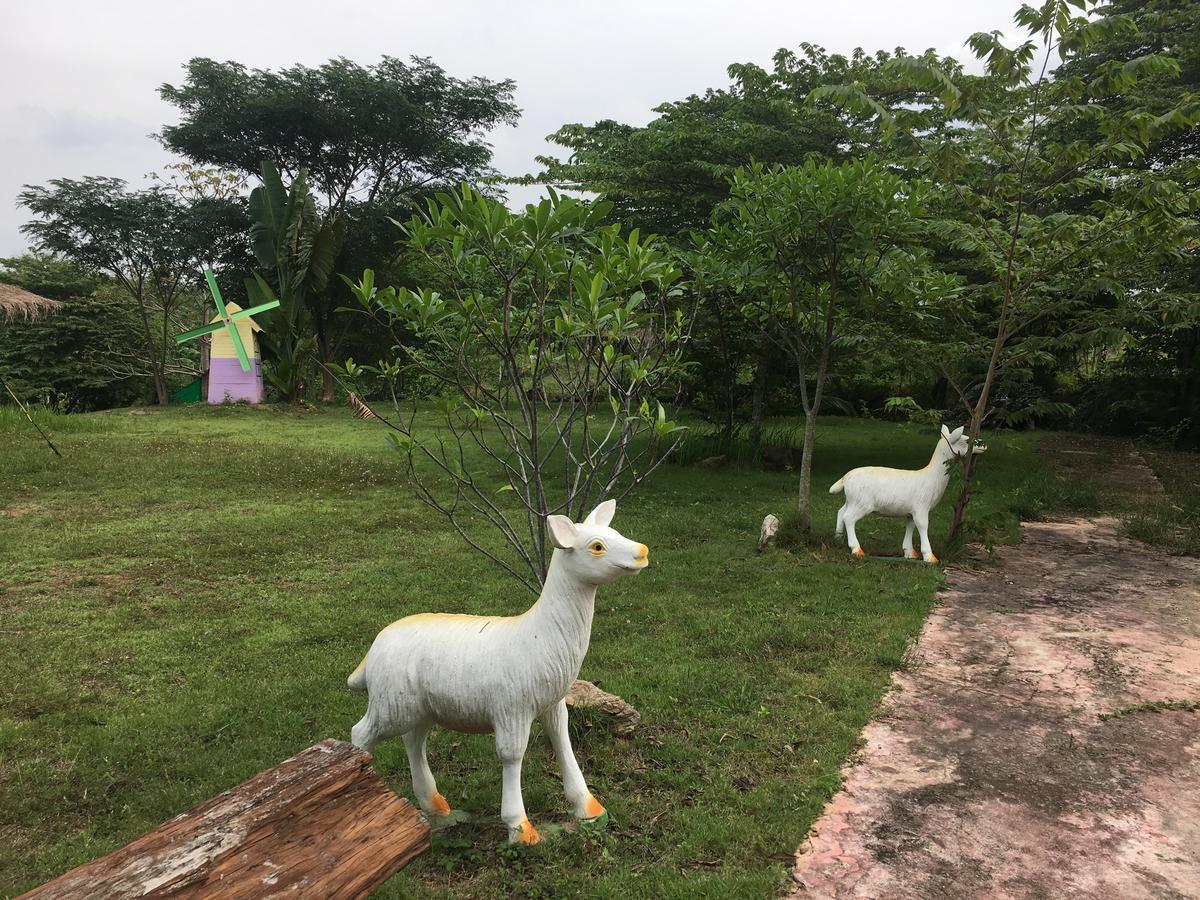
[0, 503, 42, 518]
[791, 517, 1200, 899]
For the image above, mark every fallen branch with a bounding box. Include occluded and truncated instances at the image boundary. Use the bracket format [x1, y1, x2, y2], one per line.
[2, 374, 61, 457]
[566, 679, 642, 738]
[21, 739, 429, 899]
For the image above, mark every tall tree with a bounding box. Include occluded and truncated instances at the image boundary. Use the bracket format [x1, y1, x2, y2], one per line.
[245, 162, 343, 401]
[812, 0, 1200, 537]
[1052, 0, 1200, 445]
[159, 55, 520, 400]
[18, 178, 235, 404]
[537, 44, 958, 441]
[1054, 0, 1200, 167]
[709, 159, 934, 531]
[535, 43, 953, 238]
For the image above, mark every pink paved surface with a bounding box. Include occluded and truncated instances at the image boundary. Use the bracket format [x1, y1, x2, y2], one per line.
[791, 518, 1200, 899]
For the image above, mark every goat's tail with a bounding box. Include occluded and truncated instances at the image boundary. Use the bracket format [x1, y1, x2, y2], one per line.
[347, 654, 369, 691]
[829, 477, 845, 494]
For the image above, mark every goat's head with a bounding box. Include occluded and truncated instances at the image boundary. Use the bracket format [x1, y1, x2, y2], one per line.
[546, 500, 649, 585]
[940, 424, 987, 457]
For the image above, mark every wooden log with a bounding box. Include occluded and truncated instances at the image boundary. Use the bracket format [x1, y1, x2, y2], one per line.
[566, 679, 641, 737]
[21, 739, 429, 900]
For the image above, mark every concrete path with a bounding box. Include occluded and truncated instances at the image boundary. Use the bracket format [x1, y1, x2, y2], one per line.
[791, 518, 1200, 899]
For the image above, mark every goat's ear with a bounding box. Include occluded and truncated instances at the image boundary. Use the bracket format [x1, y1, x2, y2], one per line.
[547, 515, 578, 550]
[951, 426, 965, 439]
[940, 424, 951, 437]
[583, 499, 616, 528]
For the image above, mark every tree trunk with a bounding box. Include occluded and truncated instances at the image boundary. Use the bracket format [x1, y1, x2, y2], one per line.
[947, 280, 1007, 543]
[200, 296, 211, 402]
[796, 410, 817, 531]
[795, 304, 834, 535]
[152, 370, 168, 405]
[948, 404, 987, 542]
[22, 739, 429, 899]
[316, 308, 335, 403]
[722, 367, 736, 446]
[948, 448, 976, 543]
[566, 679, 641, 738]
[134, 293, 168, 406]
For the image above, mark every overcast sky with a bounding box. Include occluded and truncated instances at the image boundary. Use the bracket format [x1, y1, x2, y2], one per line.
[1, 0, 1030, 257]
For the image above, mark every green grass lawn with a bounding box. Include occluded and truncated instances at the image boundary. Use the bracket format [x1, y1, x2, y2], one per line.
[1, 406, 1051, 898]
[1127, 445, 1200, 556]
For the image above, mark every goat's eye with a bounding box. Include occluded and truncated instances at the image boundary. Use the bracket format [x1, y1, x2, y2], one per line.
[590, 541, 605, 554]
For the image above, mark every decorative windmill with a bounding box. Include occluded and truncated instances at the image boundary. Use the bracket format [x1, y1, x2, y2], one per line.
[176, 270, 279, 404]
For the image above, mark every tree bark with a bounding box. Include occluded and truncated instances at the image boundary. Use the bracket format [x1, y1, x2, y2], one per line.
[948, 450, 976, 542]
[796, 410, 817, 531]
[795, 302, 834, 533]
[133, 291, 168, 406]
[948, 396, 988, 542]
[315, 306, 335, 403]
[21, 740, 429, 899]
[152, 370, 168, 406]
[200, 296, 211, 402]
[566, 679, 641, 738]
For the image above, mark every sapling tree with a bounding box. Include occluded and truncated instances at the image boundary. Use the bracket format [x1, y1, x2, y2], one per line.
[810, 0, 1200, 539]
[160, 55, 519, 400]
[709, 159, 932, 532]
[344, 186, 691, 591]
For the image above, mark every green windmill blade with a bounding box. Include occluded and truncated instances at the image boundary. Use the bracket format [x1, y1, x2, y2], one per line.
[207, 268, 251, 371]
[203, 269, 231, 319]
[175, 268, 278, 373]
[224, 314, 252, 371]
[230, 299, 281, 320]
[174, 320, 225, 344]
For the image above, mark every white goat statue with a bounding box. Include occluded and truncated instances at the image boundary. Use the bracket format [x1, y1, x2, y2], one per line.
[829, 424, 985, 562]
[347, 499, 648, 845]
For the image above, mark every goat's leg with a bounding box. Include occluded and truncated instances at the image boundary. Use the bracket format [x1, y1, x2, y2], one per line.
[541, 699, 605, 822]
[914, 510, 937, 563]
[835, 504, 846, 538]
[903, 517, 919, 559]
[844, 514, 865, 559]
[496, 720, 538, 844]
[403, 722, 451, 817]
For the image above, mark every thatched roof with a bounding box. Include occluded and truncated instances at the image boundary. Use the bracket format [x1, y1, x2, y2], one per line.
[0, 282, 63, 322]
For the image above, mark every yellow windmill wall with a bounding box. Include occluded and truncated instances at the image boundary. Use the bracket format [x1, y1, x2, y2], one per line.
[208, 302, 262, 361]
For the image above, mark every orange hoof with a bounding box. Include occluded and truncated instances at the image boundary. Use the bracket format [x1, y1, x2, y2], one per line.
[852, 547, 866, 559]
[583, 794, 606, 819]
[908, 549, 920, 560]
[512, 818, 541, 845]
[429, 792, 451, 816]
[926, 553, 939, 564]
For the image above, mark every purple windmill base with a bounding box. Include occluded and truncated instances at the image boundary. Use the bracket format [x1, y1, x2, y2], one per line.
[207, 357, 264, 404]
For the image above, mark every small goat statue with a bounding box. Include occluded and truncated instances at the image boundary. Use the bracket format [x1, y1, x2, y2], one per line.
[347, 499, 648, 844]
[829, 424, 986, 562]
